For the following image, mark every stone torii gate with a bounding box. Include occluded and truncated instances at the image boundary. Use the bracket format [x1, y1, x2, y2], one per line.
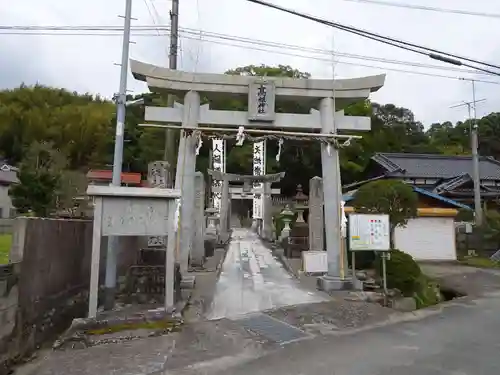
[131, 59, 385, 290]
[207, 169, 285, 241]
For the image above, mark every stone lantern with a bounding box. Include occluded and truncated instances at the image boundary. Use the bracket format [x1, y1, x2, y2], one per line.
[279, 204, 294, 241]
[290, 184, 309, 242]
[293, 184, 308, 224]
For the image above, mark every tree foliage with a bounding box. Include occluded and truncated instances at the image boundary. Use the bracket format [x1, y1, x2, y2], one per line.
[352, 180, 418, 247]
[9, 141, 67, 217]
[481, 209, 500, 248]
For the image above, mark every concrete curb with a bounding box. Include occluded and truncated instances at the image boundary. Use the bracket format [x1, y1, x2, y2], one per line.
[215, 241, 230, 279]
[264, 241, 300, 279]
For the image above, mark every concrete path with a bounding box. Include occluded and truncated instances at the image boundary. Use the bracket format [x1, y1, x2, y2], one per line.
[207, 229, 327, 320]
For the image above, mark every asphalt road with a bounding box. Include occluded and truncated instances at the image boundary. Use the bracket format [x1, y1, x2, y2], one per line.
[217, 294, 500, 375]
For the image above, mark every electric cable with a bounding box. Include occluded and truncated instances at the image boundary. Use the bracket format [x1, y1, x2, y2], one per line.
[245, 0, 500, 75]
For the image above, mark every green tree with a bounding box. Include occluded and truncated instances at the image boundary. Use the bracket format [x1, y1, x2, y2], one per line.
[9, 141, 67, 217]
[477, 112, 500, 159]
[352, 180, 418, 247]
[0, 84, 114, 169]
[482, 209, 500, 249]
[56, 170, 88, 215]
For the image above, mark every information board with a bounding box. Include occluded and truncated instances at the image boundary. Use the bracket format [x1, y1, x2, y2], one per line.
[349, 214, 390, 251]
[302, 251, 328, 274]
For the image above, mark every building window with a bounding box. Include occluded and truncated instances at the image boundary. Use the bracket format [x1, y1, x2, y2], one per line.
[415, 179, 426, 185]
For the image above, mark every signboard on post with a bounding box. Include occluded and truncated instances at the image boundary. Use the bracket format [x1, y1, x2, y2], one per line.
[349, 214, 390, 252]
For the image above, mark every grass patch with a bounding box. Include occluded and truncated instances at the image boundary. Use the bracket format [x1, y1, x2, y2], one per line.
[413, 274, 441, 309]
[459, 257, 500, 269]
[0, 234, 12, 264]
[86, 319, 181, 335]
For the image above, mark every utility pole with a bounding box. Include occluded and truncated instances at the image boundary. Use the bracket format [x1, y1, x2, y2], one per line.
[471, 80, 483, 226]
[105, 0, 133, 310]
[164, 0, 179, 165]
[450, 82, 485, 226]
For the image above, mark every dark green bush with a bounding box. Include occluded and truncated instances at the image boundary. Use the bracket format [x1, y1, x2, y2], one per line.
[376, 249, 422, 296]
[413, 275, 441, 309]
[347, 250, 376, 270]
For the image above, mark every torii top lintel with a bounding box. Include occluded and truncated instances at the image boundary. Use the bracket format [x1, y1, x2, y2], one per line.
[207, 169, 285, 183]
[130, 60, 385, 104]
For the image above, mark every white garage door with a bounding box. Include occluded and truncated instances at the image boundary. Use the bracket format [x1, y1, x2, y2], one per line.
[394, 217, 456, 261]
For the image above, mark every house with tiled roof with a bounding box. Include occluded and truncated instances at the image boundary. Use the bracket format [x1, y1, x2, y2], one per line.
[345, 153, 500, 206]
[86, 170, 144, 186]
[340, 152, 498, 261]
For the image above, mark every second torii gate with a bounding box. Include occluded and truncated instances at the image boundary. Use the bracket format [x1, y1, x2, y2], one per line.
[208, 169, 285, 241]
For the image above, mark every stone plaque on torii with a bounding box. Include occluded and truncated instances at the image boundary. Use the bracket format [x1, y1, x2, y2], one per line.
[208, 169, 285, 241]
[131, 59, 385, 290]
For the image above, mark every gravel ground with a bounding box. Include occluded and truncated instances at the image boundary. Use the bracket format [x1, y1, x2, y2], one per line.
[266, 299, 393, 336]
[420, 263, 500, 296]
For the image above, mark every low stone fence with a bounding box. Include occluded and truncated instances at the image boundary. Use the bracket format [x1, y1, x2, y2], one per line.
[454, 221, 500, 258]
[0, 217, 139, 372]
[0, 219, 13, 235]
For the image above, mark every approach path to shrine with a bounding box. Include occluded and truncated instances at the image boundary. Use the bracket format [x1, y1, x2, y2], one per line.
[207, 229, 327, 320]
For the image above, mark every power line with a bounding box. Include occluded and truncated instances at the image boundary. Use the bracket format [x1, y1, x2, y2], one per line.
[148, 0, 163, 23]
[187, 36, 500, 85]
[0, 24, 492, 76]
[339, 0, 500, 19]
[2, 25, 499, 84]
[245, 0, 500, 75]
[143, 0, 160, 28]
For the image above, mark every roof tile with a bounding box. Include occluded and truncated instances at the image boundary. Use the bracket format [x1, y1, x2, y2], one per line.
[373, 153, 500, 180]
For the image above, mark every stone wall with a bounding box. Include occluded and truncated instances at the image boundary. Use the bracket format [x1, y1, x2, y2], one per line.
[0, 217, 137, 372]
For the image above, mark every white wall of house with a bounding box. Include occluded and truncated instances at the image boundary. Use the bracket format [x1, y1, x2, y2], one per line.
[394, 217, 456, 261]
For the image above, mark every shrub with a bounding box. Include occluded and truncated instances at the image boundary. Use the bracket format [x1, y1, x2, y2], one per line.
[413, 275, 441, 309]
[376, 249, 422, 296]
[347, 249, 376, 270]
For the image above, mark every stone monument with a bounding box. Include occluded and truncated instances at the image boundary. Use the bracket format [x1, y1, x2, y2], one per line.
[309, 176, 324, 252]
[147, 161, 171, 249]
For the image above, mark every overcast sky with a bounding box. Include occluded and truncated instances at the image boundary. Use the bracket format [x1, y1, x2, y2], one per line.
[2, 0, 500, 126]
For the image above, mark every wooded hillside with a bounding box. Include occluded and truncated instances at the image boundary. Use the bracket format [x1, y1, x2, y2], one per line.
[1, 65, 499, 195]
